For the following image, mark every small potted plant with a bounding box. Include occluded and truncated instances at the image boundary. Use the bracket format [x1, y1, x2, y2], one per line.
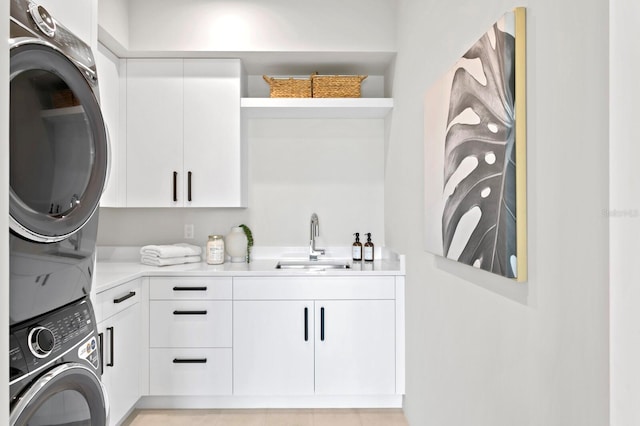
[226, 224, 254, 263]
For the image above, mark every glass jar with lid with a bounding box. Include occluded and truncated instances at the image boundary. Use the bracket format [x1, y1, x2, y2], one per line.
[206, 235, 225, 265]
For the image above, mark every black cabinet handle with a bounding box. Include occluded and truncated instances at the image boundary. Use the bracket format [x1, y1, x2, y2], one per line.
[188, 171, 192, 202]
[173, 310, 207, 315]
[106, 327, 114, 367]
[113, 291, 136, 304]
[173, 358, 207, 364]
[304, 307, 309, 341]
[320, 307, 325, 341]
[173, 286, 207, 292]
[173, 171, 178, 202]
[98, 332, 104, 375]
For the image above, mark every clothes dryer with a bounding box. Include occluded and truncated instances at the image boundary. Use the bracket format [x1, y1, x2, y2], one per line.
[9, 0, 109, 324]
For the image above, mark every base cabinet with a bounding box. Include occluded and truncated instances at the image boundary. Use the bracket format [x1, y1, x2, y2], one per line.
[314, 300, 395, 395]
[233, 300, 315, 395]
[233, 277, 397, 397]
[148, 277, 233, 396]
[96, 279, 142, 426]
[95, 273, 403, 412]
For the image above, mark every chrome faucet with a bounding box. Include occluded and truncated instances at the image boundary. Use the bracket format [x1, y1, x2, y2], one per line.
[309, 213, 325, 260]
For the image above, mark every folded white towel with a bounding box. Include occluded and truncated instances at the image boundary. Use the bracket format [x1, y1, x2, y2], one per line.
[140, 255, 202, 267]
[140, 243, 202, 258]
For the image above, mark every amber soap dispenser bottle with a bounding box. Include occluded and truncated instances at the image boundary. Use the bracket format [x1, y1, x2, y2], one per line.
[352, 233, 363, 261]
[364, 232, 374, 262]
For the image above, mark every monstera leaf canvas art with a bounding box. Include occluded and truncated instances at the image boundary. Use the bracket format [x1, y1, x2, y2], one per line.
[424, 8, 527, 281]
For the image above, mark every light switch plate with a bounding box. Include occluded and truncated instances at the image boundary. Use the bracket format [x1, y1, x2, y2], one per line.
[184, 224, 194, 239]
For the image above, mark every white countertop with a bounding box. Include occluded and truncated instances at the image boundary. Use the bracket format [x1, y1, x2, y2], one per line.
[95, 246, 405, 293]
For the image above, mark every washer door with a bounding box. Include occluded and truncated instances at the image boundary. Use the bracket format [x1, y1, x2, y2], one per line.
[10, 42, 108, 243]
[10, 363, 108, 426]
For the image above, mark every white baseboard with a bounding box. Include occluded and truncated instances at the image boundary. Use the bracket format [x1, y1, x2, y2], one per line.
[135, 395, 403, 410]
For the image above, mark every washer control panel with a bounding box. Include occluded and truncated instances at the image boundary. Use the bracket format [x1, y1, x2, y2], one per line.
[10, 298, 97, 376]
[28, 326, 55, 358]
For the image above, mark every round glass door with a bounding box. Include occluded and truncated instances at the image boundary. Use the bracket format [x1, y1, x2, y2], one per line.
[9, 43, 108, 242]
[10, 364, 107, 426]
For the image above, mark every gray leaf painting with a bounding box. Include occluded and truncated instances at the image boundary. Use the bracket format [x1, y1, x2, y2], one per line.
[442, 21, 516, 277]
[424, 9, 526, 281]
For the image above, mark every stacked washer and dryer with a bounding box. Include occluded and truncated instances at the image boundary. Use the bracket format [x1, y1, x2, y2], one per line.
[8, 0, 109, 424]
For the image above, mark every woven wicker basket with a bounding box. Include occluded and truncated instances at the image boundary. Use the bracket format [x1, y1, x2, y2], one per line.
[263, 75, 312, 98]
[311, 75, 367, 98]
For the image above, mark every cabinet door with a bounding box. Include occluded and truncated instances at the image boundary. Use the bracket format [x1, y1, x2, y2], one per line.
[183, 59, 244, 207]
[126, 59, 183, 207]
[99, 303, 141, 426]
[96, 43, 124, 207]
[233, 301, 314, 395]
[315, 300, 396, 395]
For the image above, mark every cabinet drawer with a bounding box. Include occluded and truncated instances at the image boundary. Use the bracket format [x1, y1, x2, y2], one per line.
[96, 279, 141, 323]
[149, 348, 232, 396]
[150, 301, 232, 348]
[233, 276, 396, 300]
[149, 277, 232, 300]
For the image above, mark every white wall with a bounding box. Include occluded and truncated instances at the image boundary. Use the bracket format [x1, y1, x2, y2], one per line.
[2, 0, 9, 421]
[37, 0, 97, 48]
[125, 0, 396, 53]
[95, 0, 393, 249]
[388, 0, 609, 425]
[97, 0, 129, 49]
[610, 0, 640, 424]
[97, 118, 386, 248]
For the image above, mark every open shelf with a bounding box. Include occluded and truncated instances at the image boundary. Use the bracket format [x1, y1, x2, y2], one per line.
[241, 98, 393, 119]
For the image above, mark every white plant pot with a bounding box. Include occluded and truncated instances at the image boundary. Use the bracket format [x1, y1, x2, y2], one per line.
[225, 226, 248, 263]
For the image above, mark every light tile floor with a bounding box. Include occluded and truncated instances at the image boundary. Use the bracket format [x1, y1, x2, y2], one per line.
[122, 408, 409, 426]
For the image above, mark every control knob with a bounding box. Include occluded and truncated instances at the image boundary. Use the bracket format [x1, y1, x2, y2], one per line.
[28, 2, 56, 38]
[28, 327, 55, 358]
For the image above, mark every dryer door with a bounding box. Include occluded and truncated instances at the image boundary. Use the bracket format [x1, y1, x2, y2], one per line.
[10, 363, 108, 426]
[9, 42, 108, 243]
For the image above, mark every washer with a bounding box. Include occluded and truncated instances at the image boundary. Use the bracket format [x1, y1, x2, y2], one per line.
[9, 0, 109, 325]
[10, 297, 108, 425]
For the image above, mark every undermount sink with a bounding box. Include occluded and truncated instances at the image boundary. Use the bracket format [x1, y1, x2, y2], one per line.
[275, 260, 351, 270]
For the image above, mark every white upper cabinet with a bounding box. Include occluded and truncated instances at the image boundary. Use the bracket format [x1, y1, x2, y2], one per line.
[125, 58, 246, 208]
[126, 59, 183, 207]
[183, 60, 244, 207]
[97, 43, 125, 207]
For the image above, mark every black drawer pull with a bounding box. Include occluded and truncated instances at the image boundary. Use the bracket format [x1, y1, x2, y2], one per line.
[173, 171, 178, 202]
[113, 291, 136, 304]
[173, 310, 207, 315]
[106, 327, 114, 367]
[172, 286, 207, 291]
[188, 171, 192, 202]
[320, 307, 325, 341]
[304, 307, 309, 342]
[173, 358, 207, 364]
